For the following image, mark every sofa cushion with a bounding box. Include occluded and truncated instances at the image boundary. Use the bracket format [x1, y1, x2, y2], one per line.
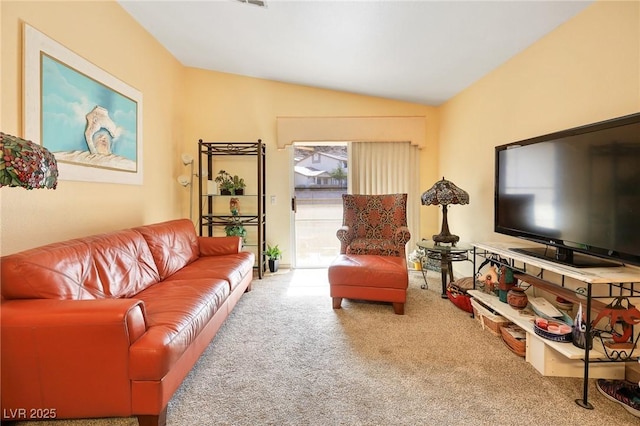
[134, 219, 200, 280]
[129, 278, 230, 380]
[168, 252, 255, 292]
[1, 229, 160, 300]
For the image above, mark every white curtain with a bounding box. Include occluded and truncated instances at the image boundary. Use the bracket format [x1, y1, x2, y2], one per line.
[349, 141, 420, 256]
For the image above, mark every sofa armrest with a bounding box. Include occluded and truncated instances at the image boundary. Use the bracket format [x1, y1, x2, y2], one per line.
[198, 236, 242, 256]
[1, 298, 146, 339]
[1, 299, 147, 416]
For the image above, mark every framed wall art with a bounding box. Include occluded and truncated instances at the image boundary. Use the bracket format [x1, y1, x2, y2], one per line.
[23, 23, 143, 185]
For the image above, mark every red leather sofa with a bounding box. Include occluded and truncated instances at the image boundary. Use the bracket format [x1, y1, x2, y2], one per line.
[0, 219, 254, 426]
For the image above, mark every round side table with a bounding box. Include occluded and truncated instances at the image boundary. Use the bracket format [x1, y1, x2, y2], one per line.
[416, 240, 472, 298]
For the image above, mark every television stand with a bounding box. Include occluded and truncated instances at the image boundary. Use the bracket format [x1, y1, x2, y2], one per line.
[510, 247, 622, 268]
[471, 242, 640, 409]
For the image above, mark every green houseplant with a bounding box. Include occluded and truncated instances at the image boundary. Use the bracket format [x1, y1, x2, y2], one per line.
[224, 223, 247, 241]
[232, 175, 246, 195]
[265, 244, 282, 273]
[225, 209, 247, 243]
[214, 170, 234, 195]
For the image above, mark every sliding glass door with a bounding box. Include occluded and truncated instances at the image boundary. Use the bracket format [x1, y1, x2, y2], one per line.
[291, 142, 347, 268]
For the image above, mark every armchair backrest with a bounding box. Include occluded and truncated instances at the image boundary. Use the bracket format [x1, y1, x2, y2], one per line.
[342, 193, 408, 238]
[339, 193, 410, 257]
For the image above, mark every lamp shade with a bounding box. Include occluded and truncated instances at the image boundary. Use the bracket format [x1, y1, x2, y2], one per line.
[421, 177, 469, 206]
[0, 132, 58, 189]
[421, 177, 469, 245]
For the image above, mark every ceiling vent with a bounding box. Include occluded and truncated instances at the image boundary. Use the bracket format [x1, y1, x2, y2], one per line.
[236, 0, 267, 8]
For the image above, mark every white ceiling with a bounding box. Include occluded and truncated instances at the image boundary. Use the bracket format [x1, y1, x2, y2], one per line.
[117, 0, 593, 106]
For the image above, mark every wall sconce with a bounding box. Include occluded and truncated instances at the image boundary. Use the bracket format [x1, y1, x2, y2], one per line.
[0, 132, 59, 189]
[421, 177, 469, 245]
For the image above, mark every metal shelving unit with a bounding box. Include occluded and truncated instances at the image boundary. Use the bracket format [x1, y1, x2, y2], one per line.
[198, 140, 266, 278]
[471, 242, 640, 409]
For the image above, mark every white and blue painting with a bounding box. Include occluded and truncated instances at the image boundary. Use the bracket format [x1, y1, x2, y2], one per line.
[41, 53, 138, 172]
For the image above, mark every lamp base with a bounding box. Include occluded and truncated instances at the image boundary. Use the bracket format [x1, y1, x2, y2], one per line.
[433, 204, 460, 245]
[433, 233, 460, 245]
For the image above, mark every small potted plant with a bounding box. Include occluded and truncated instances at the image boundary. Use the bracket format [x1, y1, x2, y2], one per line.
[214, 170, 234, 195]
[224, 223, 247, 241]
[232, 175, 246, 195]
[225, 209, 246, 243]
[265, 244, 282, 273]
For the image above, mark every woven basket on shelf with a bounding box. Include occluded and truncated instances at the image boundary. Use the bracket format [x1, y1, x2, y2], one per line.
[500, 323, 526, 357]
[471, 298, 510, 336]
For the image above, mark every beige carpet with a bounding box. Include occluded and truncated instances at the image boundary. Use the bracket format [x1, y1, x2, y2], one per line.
[15, 269, 638, 425]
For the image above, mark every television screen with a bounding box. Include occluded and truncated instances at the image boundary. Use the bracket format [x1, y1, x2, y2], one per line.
[495, 113, 640, 267]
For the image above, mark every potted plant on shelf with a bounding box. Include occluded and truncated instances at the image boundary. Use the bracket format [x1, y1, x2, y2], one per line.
[225, 223, 247, 242]
[232, 175, 246, 195]
[214, 170, 234, 195]
[265, 244, 282, 273]
[225, 208, 246, 243]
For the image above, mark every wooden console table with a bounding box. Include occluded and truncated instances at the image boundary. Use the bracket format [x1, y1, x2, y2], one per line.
[471, 242, 640, 409]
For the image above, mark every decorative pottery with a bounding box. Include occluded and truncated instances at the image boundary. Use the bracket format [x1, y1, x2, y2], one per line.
[478, 266, 498, 293]
[229, 197, 240, 215]
[507, 287, 529, 310]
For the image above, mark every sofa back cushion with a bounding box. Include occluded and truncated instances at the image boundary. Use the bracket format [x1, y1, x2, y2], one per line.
[134, 219, 200, 280]
[0, 229, 160, 300]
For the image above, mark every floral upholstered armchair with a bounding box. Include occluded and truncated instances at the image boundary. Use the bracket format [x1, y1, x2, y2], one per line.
[337, 193, 411, 258]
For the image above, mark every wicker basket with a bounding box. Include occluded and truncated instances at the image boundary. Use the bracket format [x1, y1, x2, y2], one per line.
[471, 298, 510, 336]
[500, 323, 526, 357]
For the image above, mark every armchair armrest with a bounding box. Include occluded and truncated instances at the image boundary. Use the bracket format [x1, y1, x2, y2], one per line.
[394, 226, 411, 245]
[394, 226, 412, 257]
[1, 299, 146, 416]
[336, 225, 353, 254]
[198, 236, 242, 256]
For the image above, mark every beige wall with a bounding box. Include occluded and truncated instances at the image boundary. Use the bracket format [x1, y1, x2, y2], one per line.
[3, 0, 637, 267]
[1, 0, 438, 260]
[180, 69, 438, 264]
[1, 0, 185, 254]
[438, 0, 640, 275]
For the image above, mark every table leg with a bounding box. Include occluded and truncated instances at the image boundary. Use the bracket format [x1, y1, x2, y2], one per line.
[420, 265, 429, 290]
[440, 258, 449, 299]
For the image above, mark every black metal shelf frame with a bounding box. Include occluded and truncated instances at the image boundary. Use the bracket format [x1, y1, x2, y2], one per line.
[472, 245, 640, 409]
[198, 140, 266, 278]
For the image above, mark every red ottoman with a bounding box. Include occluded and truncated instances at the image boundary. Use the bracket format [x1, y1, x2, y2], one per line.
[328, 254, 408, 315]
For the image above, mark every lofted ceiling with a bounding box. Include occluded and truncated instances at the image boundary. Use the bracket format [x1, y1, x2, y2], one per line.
[117, 0, 593, 106]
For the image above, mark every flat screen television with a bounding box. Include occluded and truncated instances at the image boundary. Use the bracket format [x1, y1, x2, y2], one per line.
[494, 112, 640, 268]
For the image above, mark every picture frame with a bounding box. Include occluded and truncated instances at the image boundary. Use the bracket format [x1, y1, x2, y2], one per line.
[23, 23, 143, 185]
